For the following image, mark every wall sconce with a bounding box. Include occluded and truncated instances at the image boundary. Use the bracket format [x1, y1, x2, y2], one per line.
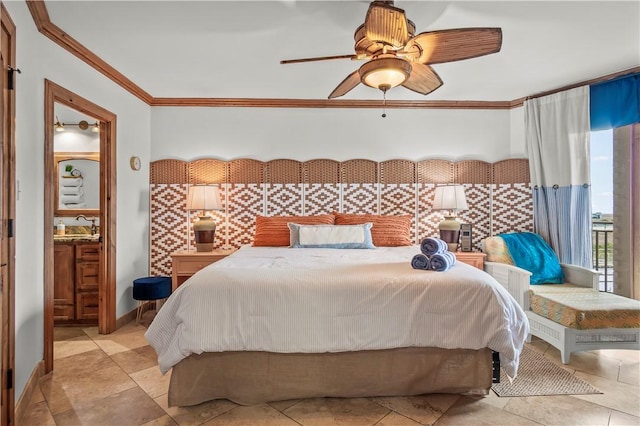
[55, 116, 65, 132]
[53, 118, 100, 133]
[186, 185, 222, 252]
[432, 184, 468, 252]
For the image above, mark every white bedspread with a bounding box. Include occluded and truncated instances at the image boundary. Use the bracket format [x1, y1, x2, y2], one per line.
[146, 246, 529, 378]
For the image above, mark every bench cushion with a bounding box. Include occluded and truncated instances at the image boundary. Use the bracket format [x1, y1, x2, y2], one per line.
[530, 284, 640, 330]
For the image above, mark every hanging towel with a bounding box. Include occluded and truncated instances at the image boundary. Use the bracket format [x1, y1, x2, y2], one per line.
[60, 177, 83, 187]
[411, 254, 431, 270]
[420, 237, 448, 256]
[60, 194, 85, 204]
[430, 251, 457, 272]
[60, 186, 84, 196]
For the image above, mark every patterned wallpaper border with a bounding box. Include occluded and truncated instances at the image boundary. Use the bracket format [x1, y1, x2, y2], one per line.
[149, 158, 533, 275]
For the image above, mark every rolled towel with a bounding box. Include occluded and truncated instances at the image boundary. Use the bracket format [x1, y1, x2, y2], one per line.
[60, 177, 83, 187]
[60, 194, 85, 204]
[61, 202, 86, 209]
[60, 186, 84, 196]
[430, 251, 457, 272]
[411, 253, 431, 270]
[420, 237, 448, 256]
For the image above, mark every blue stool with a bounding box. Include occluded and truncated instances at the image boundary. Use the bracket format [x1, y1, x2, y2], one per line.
[133, 276, 171, 323]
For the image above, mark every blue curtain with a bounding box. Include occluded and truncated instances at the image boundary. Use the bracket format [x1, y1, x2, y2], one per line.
[590, 74, 640, 130]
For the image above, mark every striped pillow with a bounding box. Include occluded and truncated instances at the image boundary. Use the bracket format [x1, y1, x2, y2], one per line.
[333, 212, 413, 246]
[252, 214, 335, 247]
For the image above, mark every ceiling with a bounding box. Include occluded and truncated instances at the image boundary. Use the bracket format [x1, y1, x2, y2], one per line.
[44, 1, 639, 102]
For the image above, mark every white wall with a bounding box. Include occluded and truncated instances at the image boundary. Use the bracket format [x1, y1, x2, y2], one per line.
[6, 1, 152, 397]
[150, 107, 520, 163]
[510, 106, 527, 157]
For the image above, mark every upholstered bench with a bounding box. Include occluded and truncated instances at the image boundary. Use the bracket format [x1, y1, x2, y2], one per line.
[482, 233, 640, 364]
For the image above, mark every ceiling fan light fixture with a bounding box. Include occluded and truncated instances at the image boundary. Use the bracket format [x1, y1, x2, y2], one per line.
[359, 57, 411, 90]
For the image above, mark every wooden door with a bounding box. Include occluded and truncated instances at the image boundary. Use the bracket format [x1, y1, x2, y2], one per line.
[53, 244, 75, 321]
[1, 4, 16, 425]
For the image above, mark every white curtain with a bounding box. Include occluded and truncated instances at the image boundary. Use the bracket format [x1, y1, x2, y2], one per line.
[524, 86, 592, 268]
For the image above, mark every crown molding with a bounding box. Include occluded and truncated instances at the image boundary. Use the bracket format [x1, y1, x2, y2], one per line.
[27, 0, 639, 110]
[150, 97, 511, 109]
[26, 0, 154, 104]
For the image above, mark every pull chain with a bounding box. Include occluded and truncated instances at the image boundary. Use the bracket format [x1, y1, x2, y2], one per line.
[379, 85, 391, 118]
[382, 90, 387, 118]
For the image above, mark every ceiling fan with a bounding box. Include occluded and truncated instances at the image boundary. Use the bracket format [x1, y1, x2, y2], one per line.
[281, 1, 502, 100]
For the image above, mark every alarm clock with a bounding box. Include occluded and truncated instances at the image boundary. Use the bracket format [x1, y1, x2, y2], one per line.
[70, 168, 82, 177]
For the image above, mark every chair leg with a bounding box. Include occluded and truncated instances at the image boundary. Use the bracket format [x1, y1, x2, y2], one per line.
[136, 301, 144, 324]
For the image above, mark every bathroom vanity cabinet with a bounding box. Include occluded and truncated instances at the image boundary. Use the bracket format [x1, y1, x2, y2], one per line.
[54, 241, 101, 324]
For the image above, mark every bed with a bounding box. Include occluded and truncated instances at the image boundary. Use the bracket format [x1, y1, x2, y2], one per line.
[145, 245, 529, 406]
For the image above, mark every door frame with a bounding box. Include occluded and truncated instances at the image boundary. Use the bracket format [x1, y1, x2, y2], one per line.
[1, 3, 16, 424]
[44, 80, 117, 372]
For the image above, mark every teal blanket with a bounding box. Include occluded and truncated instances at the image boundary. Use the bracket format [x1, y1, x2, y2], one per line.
[499, 232, 564, 284]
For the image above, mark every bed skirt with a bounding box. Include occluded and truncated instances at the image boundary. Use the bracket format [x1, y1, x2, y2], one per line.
[168, 347, 493, 407]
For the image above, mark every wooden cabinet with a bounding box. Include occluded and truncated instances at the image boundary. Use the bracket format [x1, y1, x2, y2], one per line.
[54, 241, 101, 324]
[53, 244, 76, 321]
[455, 251, 486, 270]
[171, 250, 235, 290]
[75, 244, 100, 320]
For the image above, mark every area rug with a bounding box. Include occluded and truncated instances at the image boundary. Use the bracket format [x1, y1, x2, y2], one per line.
[492, 347, 602, 397]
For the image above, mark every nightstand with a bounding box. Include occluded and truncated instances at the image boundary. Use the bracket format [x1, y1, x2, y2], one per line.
[455, 251, 486, 270]
[171, 249, 235, 290]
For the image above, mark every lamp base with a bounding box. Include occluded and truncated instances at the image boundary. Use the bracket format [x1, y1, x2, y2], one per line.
[194, 216, 216, 252]
[438, 216, 461, 252]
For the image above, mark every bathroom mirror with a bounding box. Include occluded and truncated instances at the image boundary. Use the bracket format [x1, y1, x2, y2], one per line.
[54, 152, 100, 216]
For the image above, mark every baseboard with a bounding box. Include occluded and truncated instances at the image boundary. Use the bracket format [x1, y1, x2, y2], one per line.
[115, 301, 153, 329]
[15, 360, 44, 425]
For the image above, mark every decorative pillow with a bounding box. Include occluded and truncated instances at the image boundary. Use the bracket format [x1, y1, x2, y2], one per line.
[498, 232, 565, 285]
[333, 212, 413, 246]
[253, 214, 335, 247]
[288, 223, 375, 249]
[482, 236, 515, 265]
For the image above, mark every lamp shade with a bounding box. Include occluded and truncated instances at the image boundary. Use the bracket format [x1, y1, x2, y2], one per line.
[432, 185, 468, 212]
[359, 57, 412, 90]
[186, 185, 222, 212]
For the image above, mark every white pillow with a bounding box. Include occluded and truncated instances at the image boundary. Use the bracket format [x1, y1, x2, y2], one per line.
[288, 223, 375, 249]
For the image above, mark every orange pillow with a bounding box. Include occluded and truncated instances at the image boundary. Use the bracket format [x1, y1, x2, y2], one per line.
[333, 212, 413, 246]
[253, 214, 335, 247]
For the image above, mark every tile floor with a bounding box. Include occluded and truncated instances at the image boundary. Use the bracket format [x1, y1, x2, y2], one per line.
[22, 312, 639, 426]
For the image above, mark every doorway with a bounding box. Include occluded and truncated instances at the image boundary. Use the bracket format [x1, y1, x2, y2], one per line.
[44, 80, 117, 373]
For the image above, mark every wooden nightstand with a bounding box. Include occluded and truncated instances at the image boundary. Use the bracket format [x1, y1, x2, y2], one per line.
[171, 249, 235, 290]
[455, 251, 486, 270]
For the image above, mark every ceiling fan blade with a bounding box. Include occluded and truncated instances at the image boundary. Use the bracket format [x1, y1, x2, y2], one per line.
[281, 54, 358, 65]
[408, 28, 502, 64]
[402, 63, 443, 95]
[328, 70, 361, 99]
[364, 1, 410, 48]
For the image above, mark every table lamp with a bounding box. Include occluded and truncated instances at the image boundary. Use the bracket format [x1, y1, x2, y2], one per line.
[186, 185, 222, 252]
[432, 184, 468, 252]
